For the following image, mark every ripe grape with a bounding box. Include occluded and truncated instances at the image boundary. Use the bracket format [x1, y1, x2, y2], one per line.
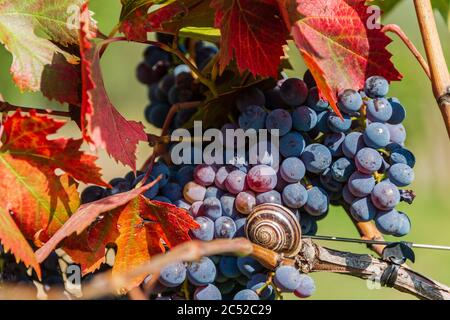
[386, 123, 406, 145]
[238, 105, 267, 130]
[338, 89, 362, 114]
[292, 106, 318, 132]
[307, 87, 329, 112]
[265, 109, 293, 136]
[363, 122, 390, 148]
[355, 147, 382, 174]
[220, 194, 239, 218]
[280, 78, 308, 106]
[323, 132, 345, 157]
[194, 284, 222, 300]
[365, 76, 389, 98]
[235, 191, 256, 215]
[273, 266, 301, 292]
[350, 197, 377, 222]
[224, 170, 247, 194]
[371, 181, 400, 210]
[279, 131, 306, 158]
[390, 147, 416, 167]
[159, 262, 186, 287]
[183, 181, 206, 203]
[246, 165, 277, 193]
[81, 186, 105, 204]
[327, 113, 352, 133]
[331, 157, 355, 182]
[388, 163, 415, 187]
[200, 197, 222, 221]
[342, 132, 365, 158]
[365, 98, 393, 122]
[233, 289, 260, 300]
[301, 143, 332, 174]
[375, 209, 404, 235]
[191, 217, 214, 241]
[387, 98, 406, 124]
[348, 172, 376, 197]
[282, 183, 308, 209]
[161, 182, 182, 201]
[214, 216, 237, 239]
[294, 274, 316, 298]
[187, 257, 217, 286]
[219, 256, 241, 278]
[304, 186, 329, 216]
[342, 184, 356, 204]
[255, 190, 282, 205]
[194, 164, 216, 186]
[280, 157, 306, 183]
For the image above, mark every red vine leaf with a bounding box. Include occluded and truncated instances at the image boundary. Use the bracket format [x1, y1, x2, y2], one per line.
[35, 181, 160, 263]
[290, 0, 402, 111]
[0, 0, 83, 104]
[0, 209, 41, 278]
[0, 111, 106, 268]
[80, 3, 147, 170]
[210, 0, 288, 78]
[62, 197, 198, 291]
[119, 0, 154, 41]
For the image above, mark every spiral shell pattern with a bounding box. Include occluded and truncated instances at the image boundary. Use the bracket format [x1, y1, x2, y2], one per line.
[245, 203, 302, 257]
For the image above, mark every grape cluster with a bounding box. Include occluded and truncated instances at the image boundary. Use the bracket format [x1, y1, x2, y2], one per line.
[80, 67, 415, 299]
[137, 35, 218, 129]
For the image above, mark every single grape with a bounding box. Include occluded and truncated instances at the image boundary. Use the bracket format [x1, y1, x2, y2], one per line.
[237, 257, 263, 279]
[174, 199, 191, 211]
[327, 113, 352, 133]
[301, 143, 332, 174]
[246, 165, 277, 193]
[194, 284, 222, 300]
[280, 157, 306, 183]
[307, 87, 329, 112]
[342, 132, 365, 158]
[363, 122, 390, 148]
[371, 181, 400, 210]
[338, 89, 362, 114]
[292, 106, 318, 132]
[137, 62, 156, 85]
[282, 183, 308, 209]
[106, 177, 132, 196]
[236, 87, 266, 111]
[323, 132, 345, 157]
[375, 209, 404, 235]
[224, 170, 247, 194]
[393, 211, 411, 237]
[265, 109, 293, 136]
[235, 191, 256, 215]
[81, 186, 104, 204]
[304, 186, 329, 216]
[191, 216, 214, 241]
[199, 197, 222, 221]
[194, 164, 216, 186]
[183, 181, 206, 203]
[158, 74, 175, 96]
[214, 216, 237, 238]
[298, 212, 317, 235]
[390, 147, 416, 168]
[145, 102, 170, 128]
[144, 46, 171, 66]
[294, 274, 316, 298]
[280, 78, 309, 106]
[387, 98, 406, 125]
[161, 182, 182, 201]
[350, 197, 377, 222]
[355, 147, 382, 174]
[331, 157, 355, 182]
[388, 163, 415, 187]
[348, 172, 376, 197]
[386, 123, 406, 145]
[365, 76, 389, 98]
[365, 98, 393, 122]
[274, 266, 302, 292]
[187, 257, 216, 286]
[159, 262, 186, 287]
[219, 256, 241, 278]
[233, 289, 260, 300]
[256, 190, 282, 205]
[220, 193, 239, 218]
[238, 105, 267, 130]
[189, 201, 203, 217]
[280, 132, 306, 158]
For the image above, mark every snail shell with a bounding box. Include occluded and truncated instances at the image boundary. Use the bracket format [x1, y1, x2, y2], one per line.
[245, 203, 302, 257]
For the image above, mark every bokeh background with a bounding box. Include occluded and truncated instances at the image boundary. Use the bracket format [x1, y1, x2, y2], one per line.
[0, 0, 449, 299]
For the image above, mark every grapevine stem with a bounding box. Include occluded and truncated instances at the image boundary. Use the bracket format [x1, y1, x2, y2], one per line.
[413, 0, 450, 139]
[382, 24, 431, 80]
[0, 102, 74, 119]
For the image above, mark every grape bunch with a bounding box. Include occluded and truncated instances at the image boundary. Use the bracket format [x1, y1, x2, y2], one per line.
[137, 34, 218, 129]
[80, 65, 416, 299]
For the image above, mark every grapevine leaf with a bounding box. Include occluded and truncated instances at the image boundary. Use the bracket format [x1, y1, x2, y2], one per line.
[119, 0, 154, 41]
[80, 3, 147, 170]
[62, 197, 198, 291]
[289, 0, 402, 114]
[210, 0, 288, 78]
[0, 111, 106, 265]
[0, 0, 83, 103]
[0, 209, 41, 278]
[35, 182, 159, 263]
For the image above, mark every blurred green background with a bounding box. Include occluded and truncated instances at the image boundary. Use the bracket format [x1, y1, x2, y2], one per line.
[0, 1, 449, 299]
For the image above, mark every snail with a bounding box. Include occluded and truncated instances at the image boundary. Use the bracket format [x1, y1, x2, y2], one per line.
[245, 203, 302, 257]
